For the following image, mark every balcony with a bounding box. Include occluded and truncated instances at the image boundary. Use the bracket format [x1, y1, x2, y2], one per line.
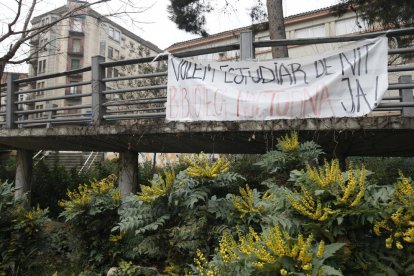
[68, 51, 84, 57]
[69, 30, 84, 36]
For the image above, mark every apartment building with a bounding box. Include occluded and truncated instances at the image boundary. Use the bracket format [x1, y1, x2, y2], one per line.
[28, 0, 161, 119]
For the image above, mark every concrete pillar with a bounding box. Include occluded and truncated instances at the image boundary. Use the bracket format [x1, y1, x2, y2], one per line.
[118, 151, 138, 199]
[15, 150, 33, 207]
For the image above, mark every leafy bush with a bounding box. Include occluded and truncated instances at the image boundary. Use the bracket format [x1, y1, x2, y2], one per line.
[116, 153, 244, 274]
[0, 181, 49, 275]
[58, 175, 122, 272]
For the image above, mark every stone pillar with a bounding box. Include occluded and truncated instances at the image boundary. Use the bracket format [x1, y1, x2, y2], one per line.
[15, 150, 33, 207]
[118, 151, 138, 200]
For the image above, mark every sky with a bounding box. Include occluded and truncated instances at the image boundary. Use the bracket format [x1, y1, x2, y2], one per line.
[26, 0, 339, 49]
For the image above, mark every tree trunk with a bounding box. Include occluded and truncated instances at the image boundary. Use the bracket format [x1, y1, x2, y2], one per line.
[0, 60, 5, 111]
[266, 0, 288, 58]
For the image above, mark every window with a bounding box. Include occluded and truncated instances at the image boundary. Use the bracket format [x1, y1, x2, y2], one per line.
[295, 25, 326, 38]
[69, 81, 79, 94]
[114, 49, 119, 60]
[108, 46, 114, 59]
[114, 68, 119, 78]
[36, 81, 45, 96]
[40, 38, 48, 51]
[71, 59, 80, 70]
[72, 38, 81, 52]
[71, 17, 83, 32]
[108, 47, 119, 60]
[335, 18, 367, 36]
[107, 68, 113, 78]
[41, 17, 49, 27]
[35, 105, 44, 118]
[38, 60, 46, 74]
[108, 27, 120, 42]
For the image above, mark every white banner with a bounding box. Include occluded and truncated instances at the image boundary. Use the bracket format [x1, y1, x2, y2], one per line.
[167, 37, 388, 121]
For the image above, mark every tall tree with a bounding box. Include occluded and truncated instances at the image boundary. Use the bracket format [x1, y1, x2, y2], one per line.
[0, 0, 147, 82]
[167, 0, 288, 58]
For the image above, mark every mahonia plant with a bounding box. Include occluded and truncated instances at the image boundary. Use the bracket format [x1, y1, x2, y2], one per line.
[288, 160, 368, 222]
[232, 184, 272, 219]
[59, 174, 121, 220]
[374, 173, 414, 250]
[186, 152, 230, 178]
[137, 169, 175, 202]
[193, 224, 343, 275]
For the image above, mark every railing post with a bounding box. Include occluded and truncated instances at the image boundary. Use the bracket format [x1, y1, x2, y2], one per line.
[46, 104, 58, 128]
[6, 73, 19, 129]
[91, 55, 106, 126]
[240, 31, 254, 61]
[399, 75, 414, 117]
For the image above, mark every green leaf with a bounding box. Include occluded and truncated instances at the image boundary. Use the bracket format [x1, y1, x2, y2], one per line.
[322, 243, 345, 260]
[319, 265, 343, 276]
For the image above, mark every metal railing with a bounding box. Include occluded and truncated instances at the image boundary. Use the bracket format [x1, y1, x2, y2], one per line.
[1, 27, 414, 129]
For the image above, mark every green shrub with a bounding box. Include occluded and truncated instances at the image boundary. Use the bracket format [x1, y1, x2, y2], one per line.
[0, 181, 49, 275]
[58, 175, 122, 272]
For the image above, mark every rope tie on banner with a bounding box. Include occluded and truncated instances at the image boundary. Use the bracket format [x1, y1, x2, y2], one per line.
[151, 50, 170, 64]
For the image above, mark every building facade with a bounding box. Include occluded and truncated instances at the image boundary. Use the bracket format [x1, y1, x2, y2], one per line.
[166, 6, 370, 60]
[28, 0, 161, 119]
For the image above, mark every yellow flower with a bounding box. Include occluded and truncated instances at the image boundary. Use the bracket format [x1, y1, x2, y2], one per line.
[232, 185, 269, 218]
[307, 159, 343, 188]
[396, 241, 404, 250]
[302, 263, 312, 271]
[394, 172, 414, 204]
[385, 237, 393, 249]
[341, 163, 366, 207]
[186, 152, 229, 178]
[137, 169, 175, 202]
[218, 231, 238, 263]
[280, 268, 288, 275]
[316, 240, 325, 258]
[277, 132, 299, 152]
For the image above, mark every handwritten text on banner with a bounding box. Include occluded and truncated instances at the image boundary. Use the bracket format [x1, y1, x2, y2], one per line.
[167, 37, 388, 121]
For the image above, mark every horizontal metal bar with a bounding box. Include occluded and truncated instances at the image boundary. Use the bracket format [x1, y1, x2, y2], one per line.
[102, 44, 240, 68]
[254, 27, 414, 48]
[388, 47, 414, 55]
[377, 102, 414, 108]
[54, 113, 86, 118]
[382, 96, 402, 101]
[388, 64, 414, 72]
[103, 97, 166, 107]
[0, 112, 5, 116]
[102, 84, 167, 94]
[15, 104, 91, 114]
[15, 66, 91, 84]
[106, 107, 165, 114]
[388, 83, 414, 90]
[373, 107, 402, 111]
[0, 122, 5, 125]
[16, 93, 92, 104]
[22, 120, 91, 128]
[16, 117, 90, 124]
[103, 71, 167, 82]
[103, 112, 166, 120]
[16, 81, 91, 95]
